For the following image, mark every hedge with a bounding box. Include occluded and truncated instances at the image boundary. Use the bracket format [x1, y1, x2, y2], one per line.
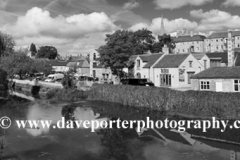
[88, 84, 240, 119]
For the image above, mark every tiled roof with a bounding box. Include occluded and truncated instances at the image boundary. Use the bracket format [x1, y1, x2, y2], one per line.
[192, 53, 206, 60]
[48, 60, 68, 66]
[191, 66, 240, 79]
[206, 52, 228, 63]
[207, 31, 240, 39]
[143, 53, 164, 68]
[153, 54, 189, 68]
[66, 60, 88, 68]
[172, 35, 206, 43]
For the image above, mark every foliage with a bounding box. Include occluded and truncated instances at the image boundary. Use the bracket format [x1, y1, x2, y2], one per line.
[29, 43, 37, 57]
[0, 32, 15, 57]
[88, 84, 240, 119]
[61, 75, 75, 89]
[46, 88, 88, 101]
[0, 69, 8, 97]
[151, 34, 176, 53]
[97, 29, 175, 79]
[36, 46, 58, 59]
[0, 51, 52, 78]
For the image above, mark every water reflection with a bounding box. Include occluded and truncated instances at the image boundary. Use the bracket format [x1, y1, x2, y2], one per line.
[1, 98, 240, 160]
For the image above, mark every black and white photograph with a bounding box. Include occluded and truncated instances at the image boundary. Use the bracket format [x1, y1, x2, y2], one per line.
[1, 0, 240, 159]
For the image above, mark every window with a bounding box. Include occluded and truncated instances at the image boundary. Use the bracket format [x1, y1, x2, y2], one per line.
[183, 49, 185, 52]
[137, 59, 140, 69]
[200, 81, 210, 90]
[189, 61, 193, 67]
[93, 53, 96, 61]
[204, 60, 207, 70]
[234, 80, 240, 91]
[216, 39, 218, 42]
[160, 74, 171, 87]
[238, 44, 240, 48]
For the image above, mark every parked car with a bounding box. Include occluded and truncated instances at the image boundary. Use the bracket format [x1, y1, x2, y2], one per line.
[120, 78, 154, 86]
[45, 73, 64, 83]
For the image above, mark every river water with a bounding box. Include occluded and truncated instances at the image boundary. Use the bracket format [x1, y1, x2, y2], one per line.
[0, 96, 239, 160]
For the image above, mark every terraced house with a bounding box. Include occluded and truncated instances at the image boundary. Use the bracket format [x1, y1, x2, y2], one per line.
[172, 34, 206, 53]
[205, 30, 240, 52]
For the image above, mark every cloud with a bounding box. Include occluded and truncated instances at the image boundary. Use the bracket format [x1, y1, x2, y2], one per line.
[123, 0, 140, 10]
[129, 17, 198, 35]
[154, 0, 213, 9]
[222, 0, 240, 7]
[0, 7, 117, 55]
[1, 7, 117, 39]
[190, 9, 240, 31]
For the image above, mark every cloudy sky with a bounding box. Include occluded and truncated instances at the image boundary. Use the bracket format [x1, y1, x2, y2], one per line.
[0, 0, 240, 56]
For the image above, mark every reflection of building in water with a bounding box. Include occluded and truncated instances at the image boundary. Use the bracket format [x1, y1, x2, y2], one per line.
[138, 128, 240, 160]
[25, 103, 108, 136]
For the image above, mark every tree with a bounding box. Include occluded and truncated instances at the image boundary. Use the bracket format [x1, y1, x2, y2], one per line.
[29, 43, 37, 57]
[36, 46, 58, 59]
[0, 51, 52, 79]
[0, 32, 15, 57]
[97, 29, 156, 80]
[0, 68, 8, 92]
[151, 34, 176, 53]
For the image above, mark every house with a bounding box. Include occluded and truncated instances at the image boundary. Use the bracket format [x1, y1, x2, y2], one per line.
[153, 53, 203, 88]
[48, 60, 69, 73]
[88, 51, 116, 81]
[172, 35, 206, 53]
[205, 30, 240, 52]
[192, 53, 210, 70]
[130, 53, 164, 79]
[66, 59, 90, 76]
[190, 67, 240, 92]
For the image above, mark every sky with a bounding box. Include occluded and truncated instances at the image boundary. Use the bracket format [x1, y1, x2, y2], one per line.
[1, 0, 240, 56]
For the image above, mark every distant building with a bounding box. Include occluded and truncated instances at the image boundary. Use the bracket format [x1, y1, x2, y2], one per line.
[204, 30, 240, 52]
[66, 59, 90, 76]
[172, 35, 206, 54]
[48, 60, 69, 73]
[191, 30, 240, 92]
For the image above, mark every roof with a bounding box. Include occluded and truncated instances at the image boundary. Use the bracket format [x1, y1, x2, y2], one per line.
[192, 137, 240, 152]
[153, 54, 189, 68]
[172, 35, 206, 43]
[207, 31, 240, 39]
[192, 53, 206, 60]
[191, 66, 240, 79]
[206, 52, 228, 63]
[48, 60, 68, 66]
[129, 53, 164, 68]
[66, 60, 89, 68]
[143, 54, 164, 68]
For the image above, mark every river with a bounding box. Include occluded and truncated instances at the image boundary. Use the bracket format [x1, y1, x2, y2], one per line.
[0, 93, 239, 160]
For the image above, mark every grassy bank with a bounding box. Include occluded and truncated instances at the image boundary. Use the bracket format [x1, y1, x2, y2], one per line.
[46, 88, 88, 102]
[88, 84, 240, 119]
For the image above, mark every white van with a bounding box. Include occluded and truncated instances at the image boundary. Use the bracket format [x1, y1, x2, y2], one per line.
[45, 73, 64, 83]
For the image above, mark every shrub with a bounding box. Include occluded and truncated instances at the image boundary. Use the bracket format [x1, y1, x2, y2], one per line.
[46, 88, 88, 102]
[88, 84, 240, 119]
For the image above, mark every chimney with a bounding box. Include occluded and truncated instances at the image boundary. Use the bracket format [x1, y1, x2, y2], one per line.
[227, 30, 235, 67]
[162, 44, 169, 55]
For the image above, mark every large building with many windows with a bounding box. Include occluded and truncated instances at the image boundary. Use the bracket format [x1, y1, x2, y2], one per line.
[172, 35, 206, 53]
[205, 31, 240, 52]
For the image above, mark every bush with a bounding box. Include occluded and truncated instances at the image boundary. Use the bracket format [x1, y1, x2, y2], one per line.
[88, 84, 240, 119]
[46, 88, 88, 102]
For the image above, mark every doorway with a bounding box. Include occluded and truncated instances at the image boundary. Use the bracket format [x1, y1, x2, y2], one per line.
[160, 74, 171, 87]
[187, 72, 195, 84]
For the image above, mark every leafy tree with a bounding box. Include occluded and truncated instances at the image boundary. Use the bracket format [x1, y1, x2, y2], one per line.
[0, 68, 8, 91]
[0, 51, 52, 79]
[36, 46, 58, 59]
[151, 34, 176, 53]
[0, 32, 15, 57]
[29, 43, 37, 57]
[97, 29, 155, 79]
